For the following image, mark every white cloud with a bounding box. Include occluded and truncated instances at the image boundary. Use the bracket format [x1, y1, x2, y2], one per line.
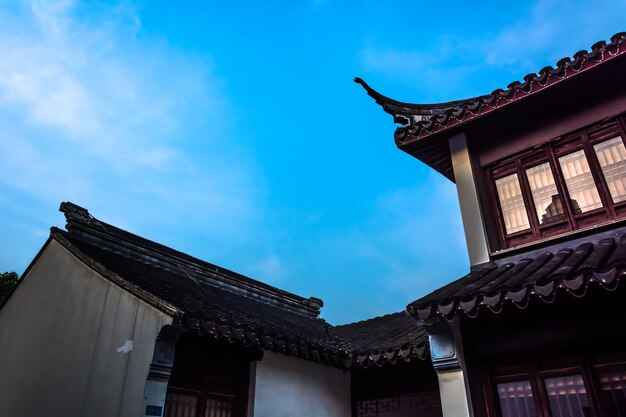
[0, 0, 262, 271]
[479, 0, 626, 69]
[359, 0, 626, 101]
[247, 253, 289, 286]
[0, 1, 201, 168]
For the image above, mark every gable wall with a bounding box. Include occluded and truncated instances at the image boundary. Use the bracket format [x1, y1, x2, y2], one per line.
[0, 239, 173, 417]
[251, 351, 351, 417]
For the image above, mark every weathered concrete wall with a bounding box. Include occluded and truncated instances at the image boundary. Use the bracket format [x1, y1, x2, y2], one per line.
[0, 240, 173, 417]
[251, 351, 351, 417]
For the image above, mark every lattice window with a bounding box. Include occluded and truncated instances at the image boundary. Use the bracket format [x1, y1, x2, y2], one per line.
[544, 375, 591, 417]
[488, 117, 626, 249]
[497, 381, 537, 417]
[355, 391, 442, 417]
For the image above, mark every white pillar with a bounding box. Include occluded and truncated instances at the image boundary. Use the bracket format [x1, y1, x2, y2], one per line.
[449, 132, 490, 266]
[429, 323, 474, 417]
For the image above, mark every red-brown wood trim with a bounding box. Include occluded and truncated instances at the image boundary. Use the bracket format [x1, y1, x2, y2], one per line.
[581, 132, 614, 219]
[481, 365, 499, 417]
[617, 115, 626, 141]
[547, 145, 578, 231]
[529, 360, 550, 417]
[485, 351, 626, 417]
[486, 168, 509, 249]
[581, 355, 604, 417]
[520, 155, 573, 239]
[518, 160, 542, 240]
[488, 116, 626, 249]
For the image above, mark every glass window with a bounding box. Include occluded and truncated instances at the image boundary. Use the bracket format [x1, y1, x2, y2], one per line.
[165, 392, 199, 417]
[544, 375, 591, 417]
[497, 381, 537, 417]
[526, 163, 565, 225]
[558, 150, 603, 213]
[495, 173, 530, 234]
[204, 395, 235, 417]
[598, 370, 626, 417]
[490, 118, 626, 249]
[594, 137, 626, 204]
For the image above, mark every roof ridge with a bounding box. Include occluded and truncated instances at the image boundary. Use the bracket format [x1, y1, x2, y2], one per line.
[58, 202, 324, 317]
[334, 310, 410, 329]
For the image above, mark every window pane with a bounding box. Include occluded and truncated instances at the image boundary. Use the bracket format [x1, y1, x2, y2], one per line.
[594, 136, 626, 204]
[204, 395, 235, 417]
[526, 163, 565, 225]
[544, 375, 591, 417]
[598, 370, 626, 417]
[497, 381, 537, 417]
[558, 150, 603, 213]
[165, 392, 199, 417]
[495, 174, 530, 234]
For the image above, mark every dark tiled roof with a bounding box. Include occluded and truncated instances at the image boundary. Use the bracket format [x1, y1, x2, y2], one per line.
[333, 312, 428, 368]
[407, 233, 626, 324]
[54, 202, 427, 369]
[59, 202, 321, 315]
[356, 32, 626, 181]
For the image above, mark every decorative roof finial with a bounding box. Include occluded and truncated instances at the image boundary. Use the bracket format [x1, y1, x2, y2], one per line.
[59, 202, 103, 228]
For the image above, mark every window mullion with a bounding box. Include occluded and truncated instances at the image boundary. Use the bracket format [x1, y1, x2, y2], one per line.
[581, 132, 615, 219]
[517, 160, 541, 239]
[482, 365, 500, 417]
[580, 356, 605, 417]
[486, 168, 510, 249]
[547, 144, 577, 230]
[529, 360, 551, 417]
[617, 115, 626, 143]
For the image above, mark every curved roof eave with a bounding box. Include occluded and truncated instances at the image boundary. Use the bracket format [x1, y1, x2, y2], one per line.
[353, 77, 488, 117]
[355, 32, 626, 182]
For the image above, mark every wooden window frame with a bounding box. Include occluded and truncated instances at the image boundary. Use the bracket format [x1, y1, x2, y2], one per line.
[488, 115, 626, 249]
[164, 384, 245, 417]
[491, 373, 545, 417]
[484, 353, 626, 417]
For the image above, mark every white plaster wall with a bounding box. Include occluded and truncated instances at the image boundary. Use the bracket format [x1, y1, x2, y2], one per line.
[252, 351, 351, 417]
[0, 240, 173, 417]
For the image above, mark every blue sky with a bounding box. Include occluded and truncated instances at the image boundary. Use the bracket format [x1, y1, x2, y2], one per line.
[0, 0, 624, 324]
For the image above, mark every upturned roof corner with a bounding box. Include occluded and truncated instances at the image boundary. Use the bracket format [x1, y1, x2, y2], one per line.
[354, 32, 626, 183]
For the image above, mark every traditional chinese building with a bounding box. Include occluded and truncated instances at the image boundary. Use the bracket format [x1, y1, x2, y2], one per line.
[0, 202, 439, 417]
[2, 31, 626, 417]
[357, 31, 626, 417]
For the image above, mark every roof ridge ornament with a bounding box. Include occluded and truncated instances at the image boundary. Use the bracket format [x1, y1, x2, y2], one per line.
[353, 77, 489, 118]
[59, 202, 104, 229]
[355, 31, 626, 183]
[307, 296, 324, 309]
